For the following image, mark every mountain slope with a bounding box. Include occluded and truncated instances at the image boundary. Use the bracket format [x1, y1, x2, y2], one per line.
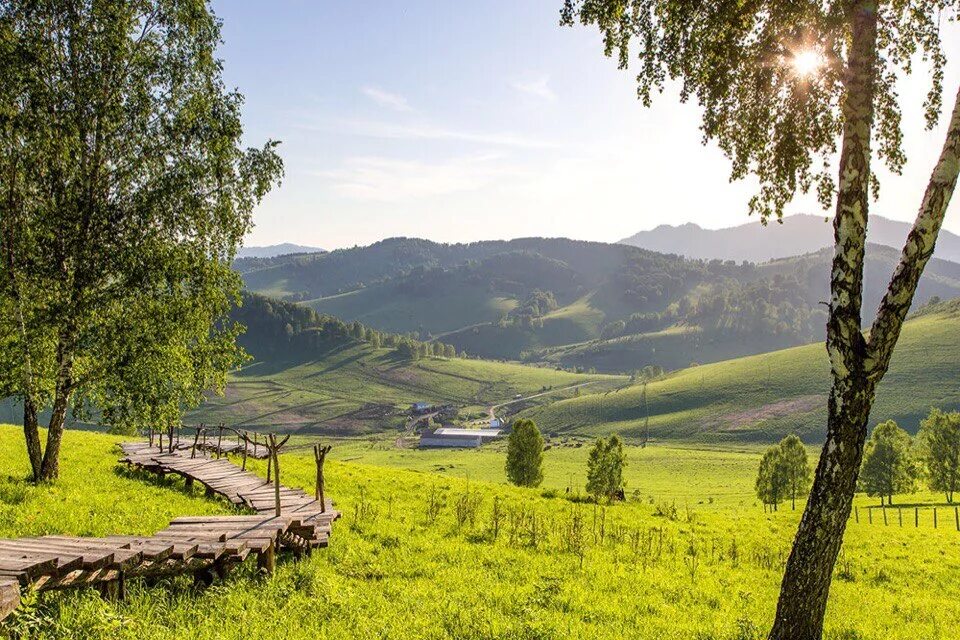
[521, 298, 960, 443]
[620, 214, 960, 263]
[236, 243, 325, 259]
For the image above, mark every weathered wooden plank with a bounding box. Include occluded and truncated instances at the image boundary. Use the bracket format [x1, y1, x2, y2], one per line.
[0, 578, 20, 621]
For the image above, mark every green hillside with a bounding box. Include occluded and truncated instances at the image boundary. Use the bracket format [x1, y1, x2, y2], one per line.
[2, 426, 958, 639]
[188, 342, 616, 434]
[521, 302, 960, 443]
[240, 237, 960, 371]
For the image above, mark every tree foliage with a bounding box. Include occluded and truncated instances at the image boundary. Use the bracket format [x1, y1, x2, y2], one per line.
[506, 418, 545, 488]
[779, 434, 812, 510]
[859, 420, 917, 505]
[756, 446, 789, 510]
[0, 1, 283, 478]
[756, 434, 812, 510]
[586, 434, 627, 501]
[917, 408, 960, 503]
[565, 1, 960, 635]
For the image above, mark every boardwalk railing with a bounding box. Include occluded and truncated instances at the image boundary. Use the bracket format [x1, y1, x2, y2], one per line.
[0, 438, 338, 622]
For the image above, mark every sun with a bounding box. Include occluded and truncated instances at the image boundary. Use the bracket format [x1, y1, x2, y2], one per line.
[789, 48, 825, 78]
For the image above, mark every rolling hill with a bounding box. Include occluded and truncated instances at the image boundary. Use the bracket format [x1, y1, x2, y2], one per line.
[184, 292, 619, 434]
[619, 213, 960, 263]
[236, 236, 960, 372]
[520, 298, 960, 443]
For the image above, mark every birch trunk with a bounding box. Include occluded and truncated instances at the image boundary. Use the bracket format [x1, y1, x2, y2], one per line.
[771, 10, 960, 639]
[769, 2, 878, 637]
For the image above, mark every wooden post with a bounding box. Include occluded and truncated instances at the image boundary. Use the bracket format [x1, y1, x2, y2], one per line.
[266, 437, 272, 483]
[191, 426, 202, 459]
[898, 507, 902, 527]
[882, 505, 887, 526]
[257, 540, 276, 575]
[242, 432, 249, 471]
[168, 424, 174, 453]
[955, 506, 959, 532]
[314, 444, 332, 513]
[216, 424, 223, 460]
[269, 434, 281, 517]
[934, 507, 938, 528]
[854, 506, 858, 523]
[915, 507, 919, 527]
[868, 508, 872, 524]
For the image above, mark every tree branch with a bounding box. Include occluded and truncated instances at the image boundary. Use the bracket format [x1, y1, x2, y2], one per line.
[866, 84, 960, 376]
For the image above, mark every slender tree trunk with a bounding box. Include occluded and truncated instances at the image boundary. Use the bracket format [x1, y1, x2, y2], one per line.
[39, 355, 74, 481]
[771, 16, 960, 640]
[769, 3, 878, 638]
[22, 395, 43, 481]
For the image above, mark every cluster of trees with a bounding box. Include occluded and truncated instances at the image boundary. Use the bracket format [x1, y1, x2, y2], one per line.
[755, 435, 812, 511]
[234, 292, 459, 362]
[507, 289, 560, 328]
[505, 420, 627, 503]
[756, 410, 960, 511]
[859, 409, 960, 505]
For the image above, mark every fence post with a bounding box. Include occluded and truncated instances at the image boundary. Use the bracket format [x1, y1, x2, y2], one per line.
[955, 506, 959, 532]
[882, 505, 887, 526]
[314, 444, 332, 513]
[868, 508, 873, 524]
[934, 507, 938, 528]
[216, 424, 223, 460]
[242, 432, 248, 471]
[915, 507, 919, 527]
[898, 507, 902, 527]
[269, 434, 281, 517]
[854, 506, 858, 523]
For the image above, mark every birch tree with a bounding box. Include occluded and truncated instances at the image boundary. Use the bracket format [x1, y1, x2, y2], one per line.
[562, 1, 960, 637]
[0, 1, 282, 480]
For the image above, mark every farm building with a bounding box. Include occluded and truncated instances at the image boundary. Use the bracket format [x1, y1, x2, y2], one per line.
[411, 402, 434, 415]
[419, 427, 503, 449]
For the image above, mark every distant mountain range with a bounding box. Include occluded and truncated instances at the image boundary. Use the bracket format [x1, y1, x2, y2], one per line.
[234, 236, 960, 372]
[619, 214, 960, 263]
[236, 243, 325, 259]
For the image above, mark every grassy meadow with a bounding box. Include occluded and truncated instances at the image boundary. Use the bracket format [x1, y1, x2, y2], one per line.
[3, 425, 960, 639]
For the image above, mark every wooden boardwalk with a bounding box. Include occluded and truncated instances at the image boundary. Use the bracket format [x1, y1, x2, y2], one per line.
[0, 441, 338, 622]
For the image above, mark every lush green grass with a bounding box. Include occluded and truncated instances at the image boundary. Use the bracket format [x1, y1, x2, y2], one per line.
[2, 426, 959, 639]
[522, 307, 960, 443]
[188, 344, 617, 434]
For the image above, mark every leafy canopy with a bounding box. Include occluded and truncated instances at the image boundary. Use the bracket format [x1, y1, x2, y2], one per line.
[562, 0, 956, 219]
[917, 408, 960, 502]
[0, 0, 283, 434]
[506, 418, 545, 488]
[859, 420, 917, 503]
[586, 434, 627, 500]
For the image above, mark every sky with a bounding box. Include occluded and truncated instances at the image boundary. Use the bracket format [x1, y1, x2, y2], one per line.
[212, 1, 960, 251]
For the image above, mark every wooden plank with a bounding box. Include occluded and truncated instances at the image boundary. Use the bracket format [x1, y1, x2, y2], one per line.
[0, 554, 59, 578]
[0, 578, 20, 621]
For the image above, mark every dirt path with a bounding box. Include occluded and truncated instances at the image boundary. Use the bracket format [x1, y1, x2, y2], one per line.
[480, 381, 602, 423]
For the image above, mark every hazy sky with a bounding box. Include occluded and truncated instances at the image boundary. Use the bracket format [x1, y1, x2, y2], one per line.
[212, 1, 960, 250]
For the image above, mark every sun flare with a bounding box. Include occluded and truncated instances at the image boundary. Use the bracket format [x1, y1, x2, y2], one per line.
[790, 48, 825, 77]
